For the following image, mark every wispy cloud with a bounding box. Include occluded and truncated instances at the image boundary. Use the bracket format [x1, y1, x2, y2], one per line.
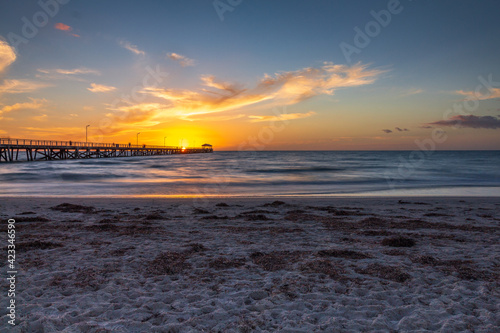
[0, 79, 51, 95]
[249, 111, 316, 122]
[37, 67, 100, 81]
[119, 40, 145, 56]
[87, 83, 117, 93]
[54, 23, 79, 38]
[138, 62, 383, 121]
[382, 129, 393, 133]
[456, 88, 500, 101]
[32, 114, 48, 121]
[167, 52, 196, 67]
[103, 103, 164, 134]
[186, 114, 246, 122]
[400, 88, 423, 96]
[37, 67, 100, 76]
[54, 23, 72, 31]
[0, 40, 16, 73]
[426, 115, 500, 129]
[0, 98, 47, 119]
[36, 67, 99, 82]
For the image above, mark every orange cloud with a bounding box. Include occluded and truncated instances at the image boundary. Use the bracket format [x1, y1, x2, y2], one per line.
[105, 62, 382, 131]
[101, 103, 164, 135]
[87, 83, 117, 93]
[54, 23, 72, 31]
[0, 79, 51, 95]
[140, 62, 382, 120]
[248, 111, 316, 122]
[0, 98, 47, 119]
[167, 53, 196, 67]
[32, 114, 48, 122]
[456, 88, 500, 101]
[0, 40, 16, 74]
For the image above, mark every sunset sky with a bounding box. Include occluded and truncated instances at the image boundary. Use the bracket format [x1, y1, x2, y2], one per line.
[1, 0, 499, 150]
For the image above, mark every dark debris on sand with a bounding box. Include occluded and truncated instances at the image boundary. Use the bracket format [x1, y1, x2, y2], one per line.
[16, 240, 63, 252]
[238, 214, 272, 221]
[250, 251, 307, 271]
[381, 236, 416, 247]
[215, 203, 229, 207]
[317, 215, 497, 233]
[146, 251, 192, 275]
[307, 206, 363, 216]
[411, 255, 496, 281]
[119, 225, 160, 236]
[185, 243, 207, 253]
[200, 215, 229, 220]
[145, 212, 167, 220]
[85, 224, 120, 232]
[12, 216, 49, 222]
[193, 208, 210, 215]
[317, 249, 371, 259]
[109, 247, 135, 256]
[50, 203, 95, 214]
[219, 226, 304, 234]
[208, 257, 246, 269]
[263, 201, 286, 207]
[98, 217, 120, 224]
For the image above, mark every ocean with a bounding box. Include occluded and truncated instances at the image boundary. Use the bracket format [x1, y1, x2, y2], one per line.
[1, 151, 499, 197]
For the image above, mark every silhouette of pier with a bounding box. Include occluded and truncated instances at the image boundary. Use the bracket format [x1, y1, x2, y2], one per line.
[0, 138, 213, 162]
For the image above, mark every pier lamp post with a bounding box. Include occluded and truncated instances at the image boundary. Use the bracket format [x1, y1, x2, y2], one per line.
[164, 136, 167, 147]
[137, 132, 140, 146]
[86, 125, 90, 144]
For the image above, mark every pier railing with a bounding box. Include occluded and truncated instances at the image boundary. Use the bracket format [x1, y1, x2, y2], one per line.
[0, 138, 197, 149]
[0, 138, 213, 162]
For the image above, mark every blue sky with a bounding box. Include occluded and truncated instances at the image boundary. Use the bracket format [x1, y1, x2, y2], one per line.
[1, 0, 499, 149]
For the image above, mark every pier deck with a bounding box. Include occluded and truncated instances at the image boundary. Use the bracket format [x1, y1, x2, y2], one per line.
[0, 138, 213, 162]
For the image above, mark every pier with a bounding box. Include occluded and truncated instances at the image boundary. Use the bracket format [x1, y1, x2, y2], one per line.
[0, 138, 213, 163]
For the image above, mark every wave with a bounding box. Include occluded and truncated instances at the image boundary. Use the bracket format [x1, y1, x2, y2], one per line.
[60, 172, 127, 181]
[246, 166, 346, 173]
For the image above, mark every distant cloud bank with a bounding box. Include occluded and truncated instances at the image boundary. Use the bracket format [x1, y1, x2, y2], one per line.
[426, 115, 500, 129]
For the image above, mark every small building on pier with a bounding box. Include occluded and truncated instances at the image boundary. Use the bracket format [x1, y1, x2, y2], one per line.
[202, 143, 213, 151]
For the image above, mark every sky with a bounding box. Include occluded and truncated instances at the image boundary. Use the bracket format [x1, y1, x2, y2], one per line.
[0, 0, 500, 150]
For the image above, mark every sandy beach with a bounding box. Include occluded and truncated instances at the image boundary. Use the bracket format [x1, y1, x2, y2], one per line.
[1, 197, 499, 332]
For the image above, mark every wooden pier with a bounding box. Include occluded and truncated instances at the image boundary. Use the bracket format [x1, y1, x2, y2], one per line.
[0, 138, 213, 163]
